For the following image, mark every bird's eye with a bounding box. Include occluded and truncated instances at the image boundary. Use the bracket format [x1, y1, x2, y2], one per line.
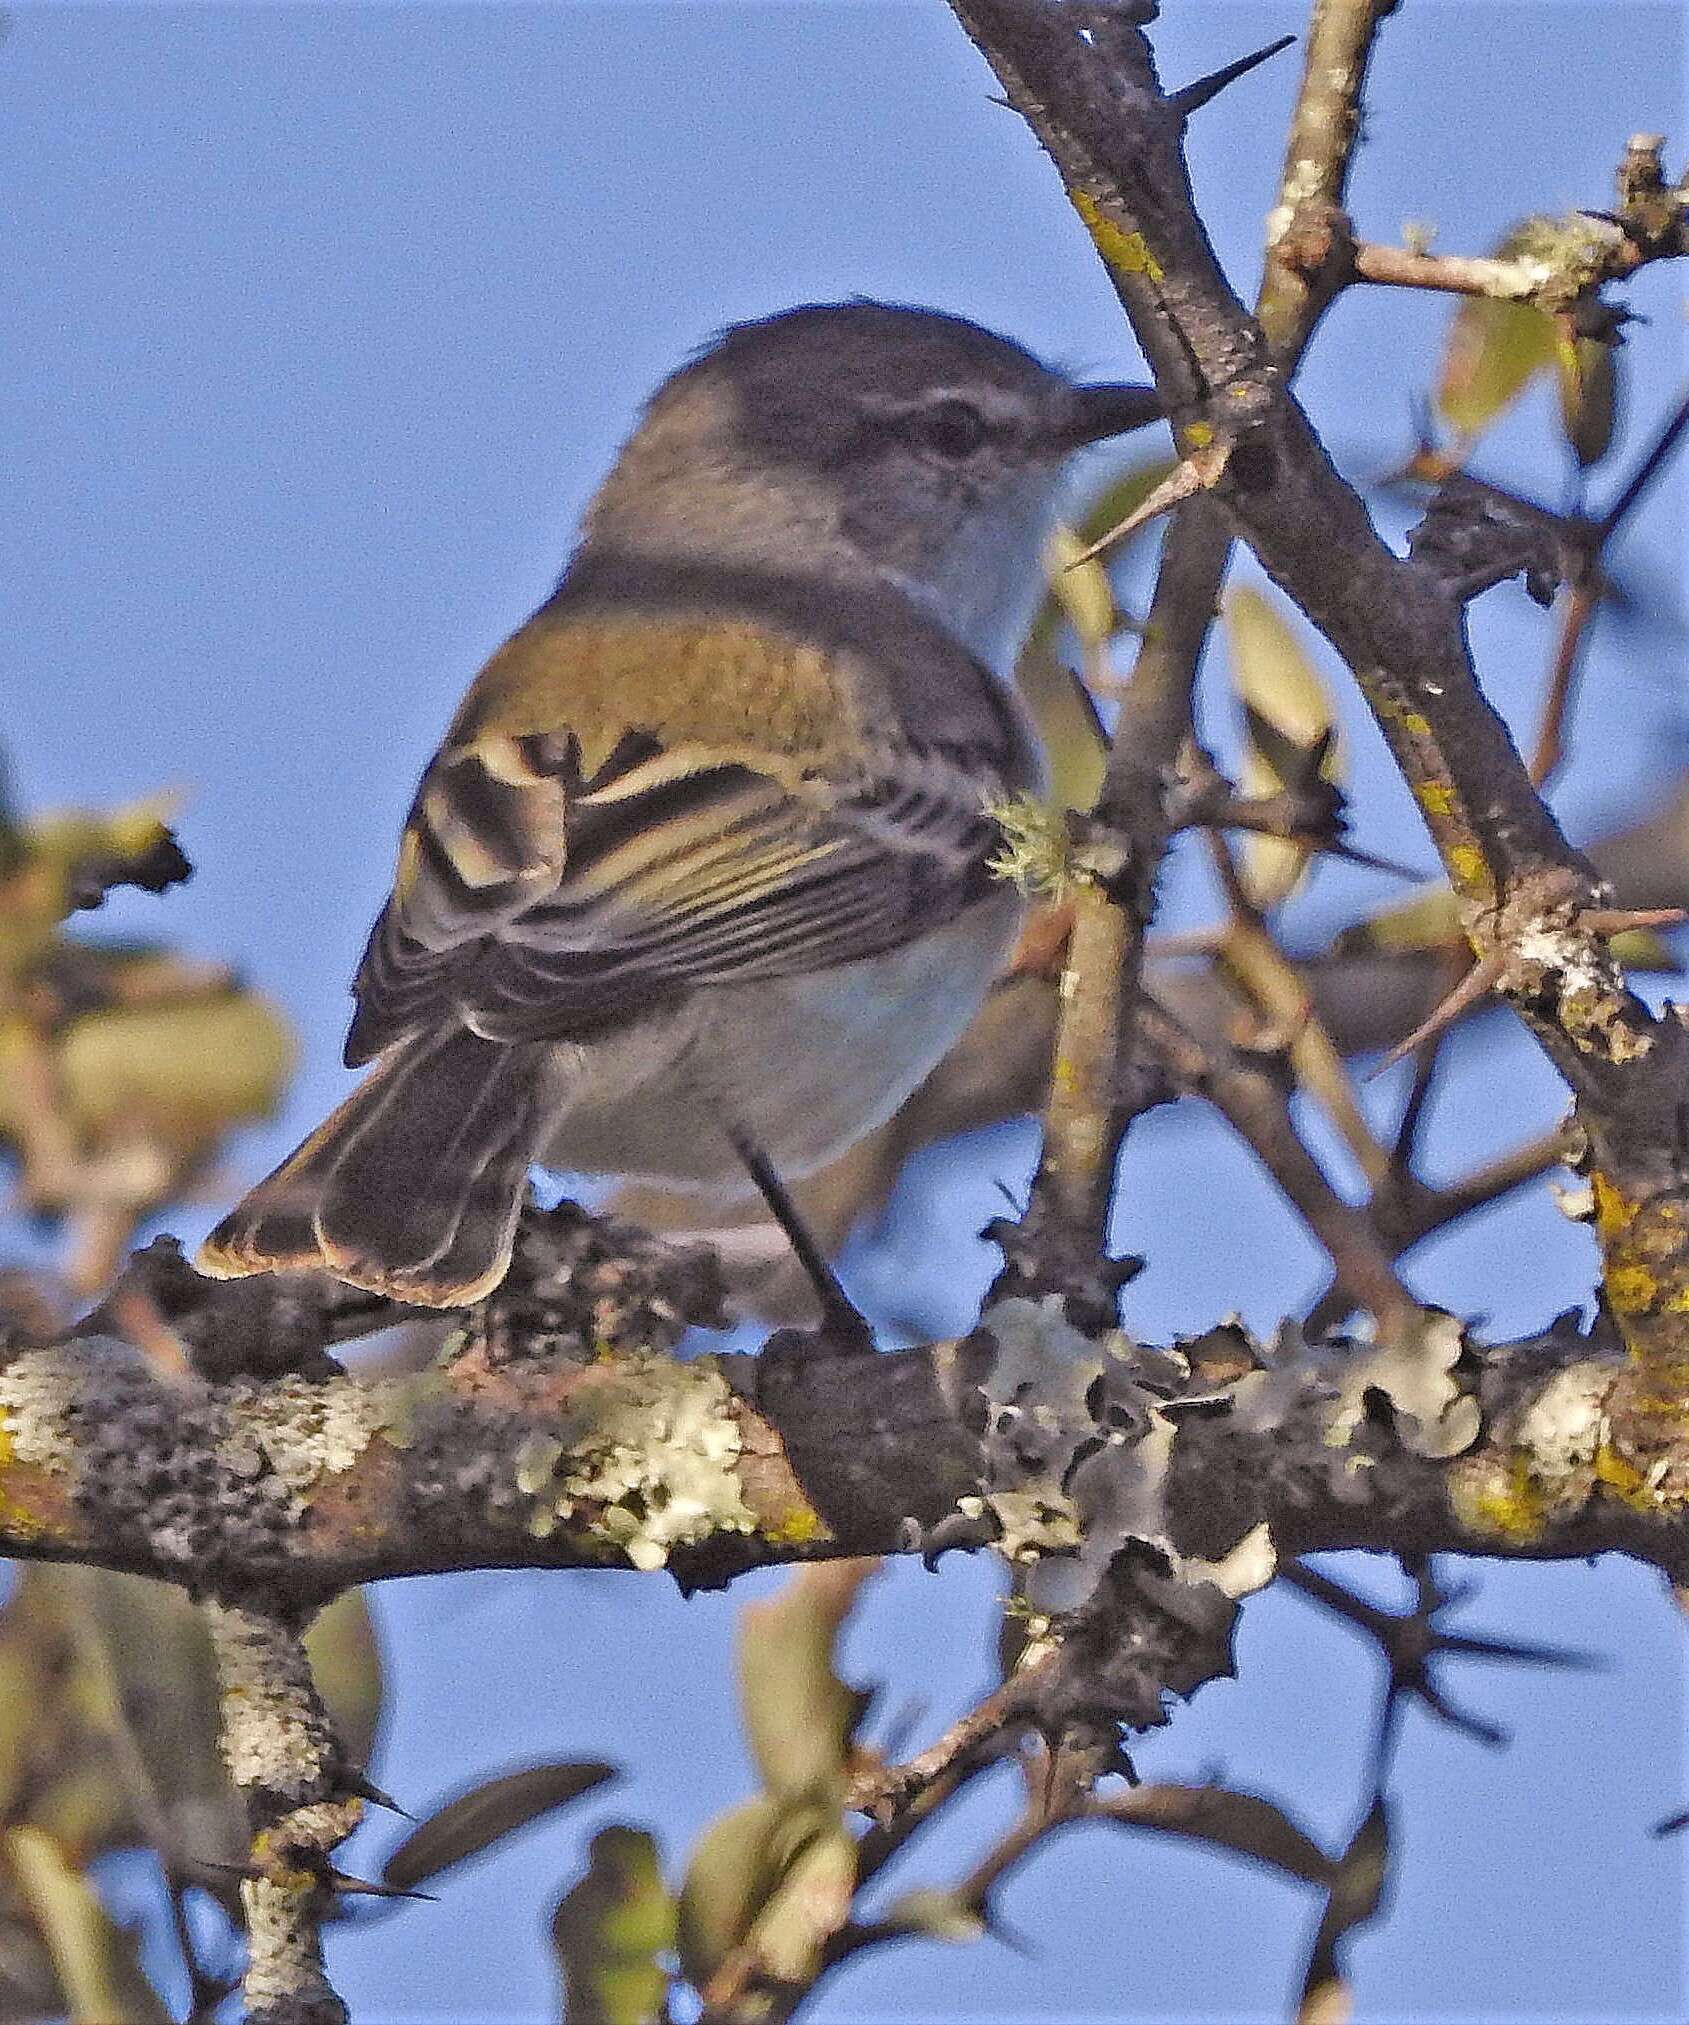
[914, 398, 989, 460]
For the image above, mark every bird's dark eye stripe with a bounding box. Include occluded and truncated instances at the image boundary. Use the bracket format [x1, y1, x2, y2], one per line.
[911, 397, 990, 458]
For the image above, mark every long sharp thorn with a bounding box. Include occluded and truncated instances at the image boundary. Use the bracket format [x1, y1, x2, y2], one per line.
[1064, 445, 1229, 566]
[331, 1869, 437, 1903]
[1168, 35, 1297, 118]
[345, 1770, 415, 1819]
[1367, 950, 1506, 1080]
[1436, 1632, 1606, 1671]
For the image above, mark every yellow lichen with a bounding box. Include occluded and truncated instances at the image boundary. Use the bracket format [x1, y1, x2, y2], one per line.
[1593, 1440, 1660, 1508]
[1592, 1172, 1638, 1242]
[0, 1420, 45, 1541]
[1070, 192, 1165, 282]
[1448, 844, 1490, 893]
[1449, 1454, 1546, 1542]
[1604, 1263, 1659, 1315]
[761, 1505, 826, 1547]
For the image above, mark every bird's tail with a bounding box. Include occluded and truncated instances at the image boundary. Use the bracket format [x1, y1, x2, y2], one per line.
[196, 1026, 546, 1307]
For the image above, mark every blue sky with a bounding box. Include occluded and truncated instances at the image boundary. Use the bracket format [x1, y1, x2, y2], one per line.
[4, 4, 1685, 2019]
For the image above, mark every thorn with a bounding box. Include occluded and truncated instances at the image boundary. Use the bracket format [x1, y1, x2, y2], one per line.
[1409, 1677, 1509, 1749]
[980, 1907, 1038, 1957]
[1315, 839, 1424, 881]
[1064, 442, 1231, 566]
[1168, 34, 1296, 117]
[187, 1858, 261, 1887]
[1367, 949, 1505, 1079]
[344, 1771, 414, 1820]
[1103, 1736, 1139, 1785]
[329, 1869, 437, 1903]
[1194, 802, 1420, 883]
[1435, 1631, 1606, 1672]
[1581, 906, 1687, 938]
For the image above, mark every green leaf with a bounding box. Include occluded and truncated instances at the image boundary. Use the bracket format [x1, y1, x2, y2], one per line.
[382, 1761, 617, 1891]
[1224, 586, 1342, 907]
[737, 1818, 856, 1989]
[5, 1826, 171, 2024]
[880, 1886, 987, 1945]
[1436, 294, 1559, 442]
[1557, 332, 1618, 468]
[1014, 644, 1108, 816]
[737, 1562, 875, 1798]
[303, 1588, 385, 1776]
[53, 991, 294, 1144]
[0, 1569, 246, 1883]
[1045, 523, 1119, 659]
[675, 1794, 795, 1988]
[551, 1826, 674, 2025]
[675, 1792, 849, 1991]
[1434, 223, 1565, 443]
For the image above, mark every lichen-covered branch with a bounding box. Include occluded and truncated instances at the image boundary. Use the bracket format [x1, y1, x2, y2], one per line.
[1006, 0, 1403, 1310]
[1257, 0, 1402, 350]
[207, 1604, 360, 2025]
[0, 1264, 1684, 1610]
[945, 0, 1689, 1434]
[1296, 134, 1689, 305]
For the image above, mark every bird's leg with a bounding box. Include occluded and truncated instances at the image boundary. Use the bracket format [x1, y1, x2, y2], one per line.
[727, 1127, 876, 1354]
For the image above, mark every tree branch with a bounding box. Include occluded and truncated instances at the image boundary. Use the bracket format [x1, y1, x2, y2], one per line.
[945, 0, 1689, 1450]
[207, 1604, 360, 2025]
[0, 1259, 1684, 1609]
[1006, 1, 1402, 1300]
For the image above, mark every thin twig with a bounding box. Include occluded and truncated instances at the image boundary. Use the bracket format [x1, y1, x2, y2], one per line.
[1141, 1001, 1419, 1329]
[1006, 0, 1407, 1287]
[1528, 580, 1601, 790]
[1306, 1123, 1575, 1334]
[1597, 384, 1689, 542]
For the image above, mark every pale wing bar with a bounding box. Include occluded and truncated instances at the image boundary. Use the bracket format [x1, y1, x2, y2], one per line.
[349, 731, 1010, 1055]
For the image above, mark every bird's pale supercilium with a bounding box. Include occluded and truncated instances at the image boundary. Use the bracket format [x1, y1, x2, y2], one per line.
[197, 302, 1161, 1310]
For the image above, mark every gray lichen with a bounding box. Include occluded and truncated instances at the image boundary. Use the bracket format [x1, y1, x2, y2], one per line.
[222, 1373, 408, 1502]
[512, 1353, 756, 1570]
[206, 1601, 337, 1798]
[1324, 1309, 1482, 1460]
[0, 1338, 144, 1473]
[973, 1297, 1278, 1616]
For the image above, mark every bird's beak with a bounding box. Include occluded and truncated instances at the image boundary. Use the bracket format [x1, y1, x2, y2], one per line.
[1062, 382, 1164, 448]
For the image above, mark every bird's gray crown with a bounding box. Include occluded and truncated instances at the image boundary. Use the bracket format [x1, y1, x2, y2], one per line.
[669, 300, 1077, 462]
[579, 299, 1159, 676]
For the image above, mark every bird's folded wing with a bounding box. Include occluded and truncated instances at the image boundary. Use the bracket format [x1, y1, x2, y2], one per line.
[345, 726, 1012, 1061]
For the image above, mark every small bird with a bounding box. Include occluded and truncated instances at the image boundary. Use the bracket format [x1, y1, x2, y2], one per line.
[197, 302, 1160, 1317]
